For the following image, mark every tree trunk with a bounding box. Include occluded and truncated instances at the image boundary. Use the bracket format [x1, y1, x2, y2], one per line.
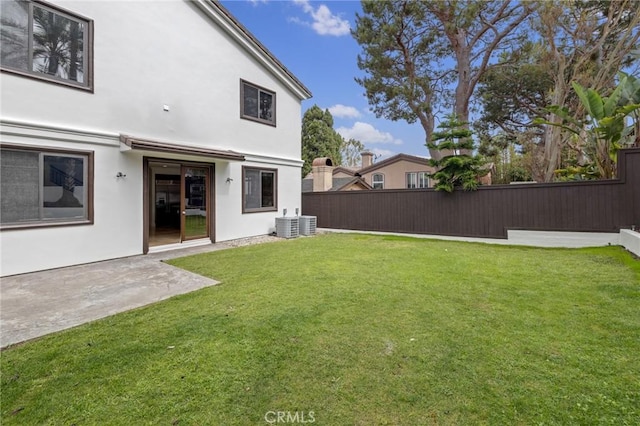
[454, 30, 473, 156]
[542, 121, 562, 182]
[418, 108, 437, 160]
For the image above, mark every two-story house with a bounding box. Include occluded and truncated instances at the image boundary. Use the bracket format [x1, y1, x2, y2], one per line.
[303, 151, 436, 192]
[0, 0, 311, 276]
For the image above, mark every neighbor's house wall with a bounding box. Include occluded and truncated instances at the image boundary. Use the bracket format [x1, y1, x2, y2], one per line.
[0, 0, 304, 276]
[360, 160, 435, 189]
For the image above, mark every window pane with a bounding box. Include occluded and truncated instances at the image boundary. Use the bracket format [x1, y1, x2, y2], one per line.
[372, 174, 383, 189]
[243, 168, 276, 211]
[261, 171, 274, 207]
[259, 91, 273, 122]
[42, 154, 85, 219]
[244, 168, 260, 209]
[418, 172, 429, 188]
[0, 149, 40, 223]
[243, 84, 259, 118]
[32, 5, 85, 83]
[0, 0, 29, 70]
[407, 173, 417, 189]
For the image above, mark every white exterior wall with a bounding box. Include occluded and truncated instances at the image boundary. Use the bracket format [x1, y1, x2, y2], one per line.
[0, 0, 307, 276]
[0, 126, 143, 276]
[1, 0, 302, 158]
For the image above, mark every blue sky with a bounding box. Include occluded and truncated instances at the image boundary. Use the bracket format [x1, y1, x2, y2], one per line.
[221, 0, 429, 161]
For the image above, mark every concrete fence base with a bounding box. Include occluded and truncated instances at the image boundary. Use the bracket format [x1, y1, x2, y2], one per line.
[320, 228, 640, 252]
[620, 229, 640, 257]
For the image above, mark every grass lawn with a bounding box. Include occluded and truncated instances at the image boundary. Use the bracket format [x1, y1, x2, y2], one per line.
[1, 233, 639, 425]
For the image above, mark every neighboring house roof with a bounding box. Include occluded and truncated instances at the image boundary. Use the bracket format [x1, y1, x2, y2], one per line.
[358, 153, 430, 175]
[303, 153, 434, 192]
[301, 176, 372, 192]
[196, 1, 312, 101]
[332, 177, 373, 191]
[332, 166, 357, 177]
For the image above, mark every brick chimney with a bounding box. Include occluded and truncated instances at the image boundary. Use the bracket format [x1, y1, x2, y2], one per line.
[312, 157, 334, 192]
[361, 150, 374, 168]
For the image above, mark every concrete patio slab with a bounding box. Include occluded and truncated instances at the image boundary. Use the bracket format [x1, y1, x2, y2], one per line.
[0, 235, 280, 348]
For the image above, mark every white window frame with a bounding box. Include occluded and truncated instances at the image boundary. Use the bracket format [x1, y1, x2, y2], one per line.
[372, 173, 384, 189]
[406, 172, 418, 189]
[407, 172, 430, 189]
[418, 171, 430, 188]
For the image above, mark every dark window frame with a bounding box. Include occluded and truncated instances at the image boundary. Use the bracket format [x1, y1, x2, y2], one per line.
[0, 0, 94, 92]
[240, 79, 276, 126]
[0, 144, 94, 230]
[242, 166, 277, 213]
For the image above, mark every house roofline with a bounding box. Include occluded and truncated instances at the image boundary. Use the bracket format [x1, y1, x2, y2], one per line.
[196, 1, 312, 101]
[333, 177, 373, 191]
[358, 153, 430, 174]
[332, 166, 357, 176]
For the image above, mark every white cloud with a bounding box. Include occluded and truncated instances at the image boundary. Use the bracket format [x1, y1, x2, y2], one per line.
[248, 0, 268, 4]
[291, 0, 350, 36]
[336, 122, 403, 145]
[369, 148, 397, 160]
[328, 104, 361, 119]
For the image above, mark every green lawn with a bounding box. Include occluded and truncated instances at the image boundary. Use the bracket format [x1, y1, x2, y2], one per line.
[2, 233, 639, 425]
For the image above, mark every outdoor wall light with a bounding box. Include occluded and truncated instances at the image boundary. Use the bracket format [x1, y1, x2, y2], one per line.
[116, 172, 126, 179]
[295, 208, 299, 216]
[226, 177, 233, 183]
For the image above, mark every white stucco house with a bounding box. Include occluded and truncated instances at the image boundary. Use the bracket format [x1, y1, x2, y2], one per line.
[0, 0, 312, 276]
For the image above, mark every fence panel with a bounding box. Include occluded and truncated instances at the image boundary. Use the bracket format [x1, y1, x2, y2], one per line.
[302, 148, 640, 239]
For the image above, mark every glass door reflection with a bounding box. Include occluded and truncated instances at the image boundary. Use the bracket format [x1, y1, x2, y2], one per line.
[181, 166, 208, 240]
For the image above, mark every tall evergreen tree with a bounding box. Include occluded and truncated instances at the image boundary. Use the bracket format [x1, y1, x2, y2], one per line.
[301, 105, 343, 177]
[353, 0, 533, 159]
[428, 115, 486, 192]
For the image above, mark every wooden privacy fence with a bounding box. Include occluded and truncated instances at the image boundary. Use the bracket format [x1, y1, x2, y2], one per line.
[302, 148, 640, 239]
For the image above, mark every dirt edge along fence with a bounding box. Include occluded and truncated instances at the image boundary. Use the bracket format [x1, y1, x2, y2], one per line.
[302, 148, 640, 239]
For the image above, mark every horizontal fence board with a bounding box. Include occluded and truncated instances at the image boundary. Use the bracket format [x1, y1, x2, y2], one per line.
[302, 149, 640, 239]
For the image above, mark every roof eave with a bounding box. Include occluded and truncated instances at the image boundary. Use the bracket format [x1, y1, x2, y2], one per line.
[358, 153, 430, 174]
[195, 0, 312, 101]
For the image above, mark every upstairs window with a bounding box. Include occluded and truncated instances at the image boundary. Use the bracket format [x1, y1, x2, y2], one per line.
[0, 0, 93, 90]
[372, 173, 384, 189]
[407, 172, 430, 189]
[243, 167, 277, 213]
[241, 80, 276, 126]
[418, 171, 430, 188]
